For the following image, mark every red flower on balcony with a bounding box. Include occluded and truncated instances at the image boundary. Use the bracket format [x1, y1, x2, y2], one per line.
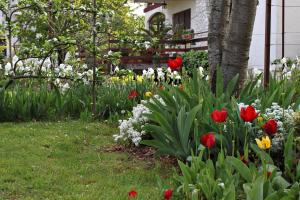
[240, 105, 258, 122]
[164, 189, 173, 200]
[128, 190, 138, 198]
[200, 132, 216, 149]
[168, 57, 183, 71]
[128, 90, 139, 100]
[211, 108, 228, 123]
[263, 119, 278, 135]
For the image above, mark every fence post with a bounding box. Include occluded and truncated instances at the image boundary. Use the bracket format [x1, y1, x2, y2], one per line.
[264, 0, 272, 88]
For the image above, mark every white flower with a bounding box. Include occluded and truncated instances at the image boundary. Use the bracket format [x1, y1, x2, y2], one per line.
[114, 102, 151, 146]
[173, 71, 181, 80]
[281, 57, 287, 65]
[54, 78, 60, 85]
[157, 70, 165, 81]
[167, 67, 172, 74]
[198, 67, 205, 77]
[296, 56, 300, 66]
[61, 83, 70, 93]
[4, 62, 12, 72]
[286, 71, 292, 78]
[114, 66, 119, 73]
[253, 68, 262, 76]
[144, 41, 151, 49]
[36, 33, 42, 39]
[82, 64, 88, 70]
[218, 183, 225, 189]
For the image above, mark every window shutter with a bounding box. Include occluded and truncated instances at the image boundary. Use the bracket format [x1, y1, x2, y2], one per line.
[173, 9, 191, 30]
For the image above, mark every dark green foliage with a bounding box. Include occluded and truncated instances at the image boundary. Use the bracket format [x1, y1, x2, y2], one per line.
[182, 50, 209, 72]
[0, 80, 152, 122]
[143, 68, 300, 160]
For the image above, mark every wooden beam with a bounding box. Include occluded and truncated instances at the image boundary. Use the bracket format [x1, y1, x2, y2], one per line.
[282, 0, 285, 58]
[264, 0, 272, 88]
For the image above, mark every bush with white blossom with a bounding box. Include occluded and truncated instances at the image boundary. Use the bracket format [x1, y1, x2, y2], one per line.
[113, 100, 150, 146]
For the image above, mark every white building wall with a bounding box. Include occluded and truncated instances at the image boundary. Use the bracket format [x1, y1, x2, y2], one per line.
[282, 0, 300, 60]
[145, 0, 300, 70]
[250, 0, 300, 69]
[249, 1, 280, 70]
[145, 0, 209, 33]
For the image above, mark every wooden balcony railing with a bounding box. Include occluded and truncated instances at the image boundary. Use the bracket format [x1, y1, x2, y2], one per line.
[108, 32, 208, 67]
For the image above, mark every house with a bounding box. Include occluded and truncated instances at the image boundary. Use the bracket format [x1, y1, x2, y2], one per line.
[135, 0, 300, 70]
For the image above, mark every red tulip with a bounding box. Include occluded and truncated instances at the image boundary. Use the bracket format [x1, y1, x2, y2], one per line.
[128, 190, 138, 198]
[175, 57, 183, 67]
[164, 189, 173, 200]
[267, 171, 272, 178]
[168, 57, 182, 71]
[240, 105, 258, 122]
[178, 84, 184, 91]
[211, 108, 228, 123]
[200, 133, 216, 149]
[128, 90, 139, 100]
[263, 119, 278, 135]
[159, 85, 165, 91]
[240, 155, 249, 166]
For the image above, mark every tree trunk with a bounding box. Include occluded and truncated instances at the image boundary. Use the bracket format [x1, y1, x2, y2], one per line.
[208, 0, 230, 92]
[208, 0, 258, 92]
[221, 0, 258, 88]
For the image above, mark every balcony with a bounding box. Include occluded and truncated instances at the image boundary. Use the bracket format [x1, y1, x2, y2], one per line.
[108, 32, 208, 70]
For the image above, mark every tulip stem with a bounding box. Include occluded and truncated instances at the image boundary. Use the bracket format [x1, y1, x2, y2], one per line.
[232, 122, 236, 156]
[244, 125, 248, 154]
[219, 124, 223, 153]
[263, 154, 267, 179]
[232, 140, 235, 157]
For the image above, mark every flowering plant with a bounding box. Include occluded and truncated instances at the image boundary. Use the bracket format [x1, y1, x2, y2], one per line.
[113, 101, 150, 146]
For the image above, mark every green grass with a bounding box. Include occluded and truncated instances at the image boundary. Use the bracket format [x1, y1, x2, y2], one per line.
[0, 122, 172, 200]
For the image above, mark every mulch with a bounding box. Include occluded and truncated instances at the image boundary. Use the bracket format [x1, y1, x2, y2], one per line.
[98, 144, 178, 167]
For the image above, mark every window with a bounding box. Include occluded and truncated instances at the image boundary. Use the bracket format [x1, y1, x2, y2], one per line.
[172, 9, 191, 30]
[149, 13, 165, 32]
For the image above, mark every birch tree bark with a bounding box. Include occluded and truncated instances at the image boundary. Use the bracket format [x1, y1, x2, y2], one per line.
[208, 0, 258, 91]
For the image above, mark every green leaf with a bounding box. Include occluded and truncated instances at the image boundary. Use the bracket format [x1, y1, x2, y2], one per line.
[296, 161, 300, 181]
[284, 133, 294, 178]
[271, 176, 291, 190]
[225, 74, 239, 97]
[245, 176, 264, 200]
[226, 156, 252, 182]
[216, 66, 224, 98]
[250, 143, 274, 164]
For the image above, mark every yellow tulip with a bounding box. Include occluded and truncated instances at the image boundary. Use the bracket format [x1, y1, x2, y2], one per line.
[136, 75, 143, 83]
[257, 116, 264, 124]
[109, 76, 119, 82]
[145, 91, 153, 97]
[255, 136, 271, 150]
[128, 75, 134, 81]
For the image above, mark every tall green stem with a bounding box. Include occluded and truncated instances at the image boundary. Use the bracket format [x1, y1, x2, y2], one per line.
[244, 125, 248, 155]
[219, 124, 223, 152]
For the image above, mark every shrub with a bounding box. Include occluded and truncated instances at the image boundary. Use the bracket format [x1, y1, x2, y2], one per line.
[182, 50, 208, 73]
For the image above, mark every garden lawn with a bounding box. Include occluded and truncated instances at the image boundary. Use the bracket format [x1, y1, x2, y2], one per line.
[0, 122, 171, 200]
